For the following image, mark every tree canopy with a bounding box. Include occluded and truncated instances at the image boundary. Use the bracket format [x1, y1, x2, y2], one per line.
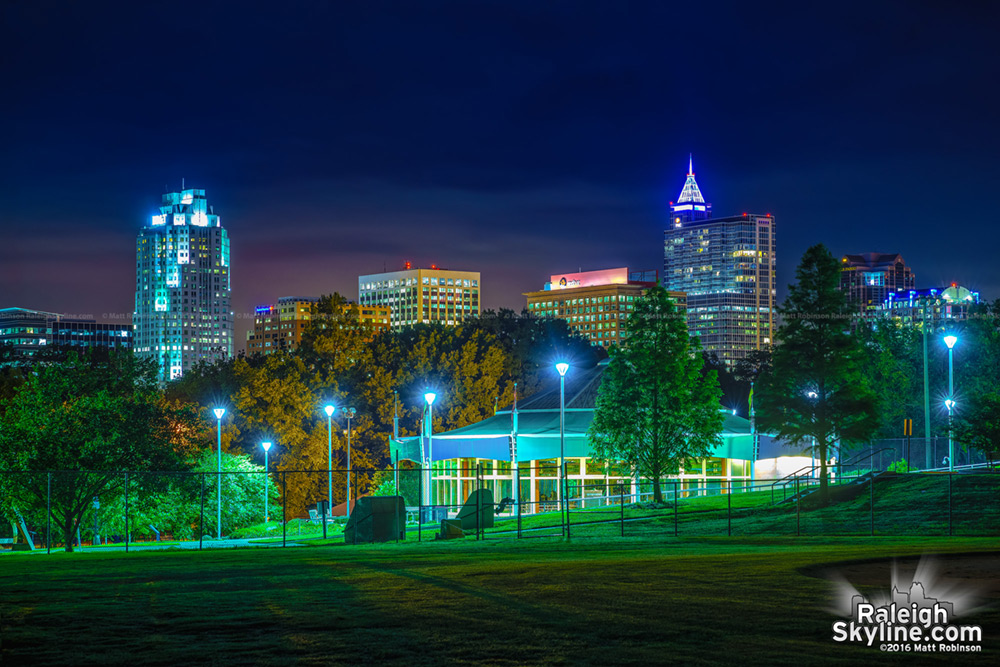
[588, 286, 723, 502]
[756, 244, 879, 498]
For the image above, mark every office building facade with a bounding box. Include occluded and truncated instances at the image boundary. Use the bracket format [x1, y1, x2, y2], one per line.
[663, 158, 776, 365]
[524, 267, 685, 348]
[839, 252, 916, 314]
[133, 188, 232, 381]
[0, 307, 132, 360]
[358, 266, 480, 330]
[247, 296, 390, 355]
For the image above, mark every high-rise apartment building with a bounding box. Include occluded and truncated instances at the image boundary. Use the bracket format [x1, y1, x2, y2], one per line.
[662, 157, 776, 365]
[246, 296, 390, 355]
[839, 252, 915, 314]
[358, 266, 480, 330]
[524, 268, 685, 348]
[133, 188, 232, 381]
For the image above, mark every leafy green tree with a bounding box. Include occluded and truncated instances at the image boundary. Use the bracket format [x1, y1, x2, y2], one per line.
[756, 244, 880, 500]
[0, 352, 202, 551]
[853, 321, 924, 439]
[953, 392, 1000, 465]
[588, 286, 723, 502]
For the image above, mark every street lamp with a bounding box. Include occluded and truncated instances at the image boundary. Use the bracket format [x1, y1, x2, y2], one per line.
[261, 441, 272, 523]
[556, 362, 569, 531]
[323, 404, 336, 517]
[944, 334, 958, 472]
[424, 392, 437, 508]
[213, 407, 225, 539]
[342, 407, 356, 519]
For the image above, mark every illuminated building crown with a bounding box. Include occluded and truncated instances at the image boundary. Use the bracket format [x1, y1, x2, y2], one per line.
[670, 155, 711, 223]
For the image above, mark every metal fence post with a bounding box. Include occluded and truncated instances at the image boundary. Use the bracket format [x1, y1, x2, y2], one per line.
[516, 467, 522, 540]
[282, 471, 287, 547]
[565, 468, 571, 540]
[476, 463, 482, 541]
[418, 464, 423, 543]
[870, 471, 875, 537]
[47, 472, 52, 555]
[727, 479, 732, 537]
[199, 473, 205, 550]
[620, 483, 624, 538]
[795, 476, 801, 537]
[948, 473, 953, 536]
[673, 480, 678, 537]
[124, 471, 129, 553]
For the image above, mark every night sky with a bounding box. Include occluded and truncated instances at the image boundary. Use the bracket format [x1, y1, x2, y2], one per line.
[3, 1, 998, 350]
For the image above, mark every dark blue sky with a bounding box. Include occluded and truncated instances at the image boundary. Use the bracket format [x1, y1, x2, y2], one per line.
[2, 1, 998, 349]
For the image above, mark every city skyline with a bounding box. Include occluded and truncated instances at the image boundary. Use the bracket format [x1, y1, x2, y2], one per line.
[2, 2, 997, 353]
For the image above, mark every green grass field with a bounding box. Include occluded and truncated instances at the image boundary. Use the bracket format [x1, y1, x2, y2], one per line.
[3, 475, 998, 665]
[2, 535, 998, 665]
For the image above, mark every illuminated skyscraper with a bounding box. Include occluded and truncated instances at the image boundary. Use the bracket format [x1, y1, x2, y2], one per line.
[133, 188, 232, 381]
[663, 157, 776, 365]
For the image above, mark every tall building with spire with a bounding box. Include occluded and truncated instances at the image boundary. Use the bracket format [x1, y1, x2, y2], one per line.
[133, 188, 233, 381]
[663, 157, 776, 365]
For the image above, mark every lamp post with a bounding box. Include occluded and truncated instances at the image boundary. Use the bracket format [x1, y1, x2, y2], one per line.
[213, 407, 225, 539]
[944, 334, 958, 472]
[261, 441, 272, 523]
[556, 362, 569, 529]
[424, 392, 437, 508]
[324, 404, 335, 518]
[342, 407, 356, 518]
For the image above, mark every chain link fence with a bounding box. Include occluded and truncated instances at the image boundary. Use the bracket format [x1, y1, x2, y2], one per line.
[3, 462, 998, 553]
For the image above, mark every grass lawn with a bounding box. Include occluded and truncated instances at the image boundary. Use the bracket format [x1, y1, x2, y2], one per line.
[2, 535, 998, 665]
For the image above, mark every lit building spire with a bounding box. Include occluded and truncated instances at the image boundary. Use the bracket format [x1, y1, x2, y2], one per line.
[676, 154, 706, 204]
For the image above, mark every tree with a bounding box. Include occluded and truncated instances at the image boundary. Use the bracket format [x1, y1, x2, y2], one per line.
[756, 244, 879, 500]
[0, 352, 202, 551]
[953, 392, 1000, 466]
[588, 286, 723, 502]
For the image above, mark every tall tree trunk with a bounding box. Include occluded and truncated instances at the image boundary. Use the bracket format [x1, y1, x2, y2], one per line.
[652, 478, 662, 504]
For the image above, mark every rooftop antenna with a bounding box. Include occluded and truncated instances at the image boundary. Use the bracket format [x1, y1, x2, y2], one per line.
[182, 177, 185, 190]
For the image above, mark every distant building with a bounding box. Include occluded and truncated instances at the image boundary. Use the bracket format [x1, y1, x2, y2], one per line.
[246, 296, 390, 355]
[358, 265, 480, 330]
[879, 284, 981, 331]
[133, 188, 233, 381]
[0, 307, 132, 360]
[662, 157, 776, 365]
[524, 268, 684, 348]
[839, 252, 916, 314]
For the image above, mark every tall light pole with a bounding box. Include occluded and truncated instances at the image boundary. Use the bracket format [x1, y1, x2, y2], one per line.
[556, 362, 569, 527]
[213, 407, 226, 539]
[324, 404, 336, 517]
[944, 334, 958, 472]
[261, 441, 272, 523]
[342, 407, 356, 518]
[424, 392, 437, 508]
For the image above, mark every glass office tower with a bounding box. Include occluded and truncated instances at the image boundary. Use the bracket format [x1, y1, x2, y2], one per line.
[663, 158, 776, 365]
